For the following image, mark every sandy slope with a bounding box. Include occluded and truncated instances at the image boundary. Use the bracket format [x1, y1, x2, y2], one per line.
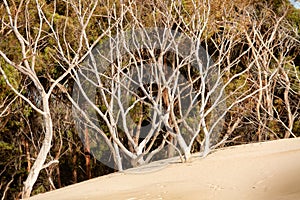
[28, 138, 300, 200]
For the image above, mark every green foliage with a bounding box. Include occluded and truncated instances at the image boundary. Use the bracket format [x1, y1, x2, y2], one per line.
[293, 120, 300, 134]
[287, 9, 300, 33]
[0, 62, 20, 92]
[0, 0, 300, 198]
[0, 141, 16, 151]
[31, 185, 47, 196]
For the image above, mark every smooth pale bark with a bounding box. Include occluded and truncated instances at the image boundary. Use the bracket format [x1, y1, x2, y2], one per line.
[282, 69, 294, 139]
[22, 96, 53, 198]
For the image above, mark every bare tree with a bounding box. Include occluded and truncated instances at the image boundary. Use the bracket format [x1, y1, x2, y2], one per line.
[244, 5, 300, 141]
[0, 0, 102, 198]
[1, 0, 298, 198]
[69, 0, 266, 171]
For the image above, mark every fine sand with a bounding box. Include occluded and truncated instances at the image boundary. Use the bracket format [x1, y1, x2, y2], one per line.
[28, 138, 300, 200]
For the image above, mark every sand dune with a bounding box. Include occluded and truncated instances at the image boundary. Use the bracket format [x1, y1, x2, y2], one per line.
[28, 138, 300, 200]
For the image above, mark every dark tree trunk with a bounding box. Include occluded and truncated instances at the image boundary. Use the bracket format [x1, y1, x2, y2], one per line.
[84, 128, 91, 180]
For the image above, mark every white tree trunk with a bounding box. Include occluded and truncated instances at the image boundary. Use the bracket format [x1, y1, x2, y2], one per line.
[22, 95, 53, 199]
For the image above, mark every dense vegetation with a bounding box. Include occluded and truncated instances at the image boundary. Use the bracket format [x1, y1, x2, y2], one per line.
[0, 0, 299, 199]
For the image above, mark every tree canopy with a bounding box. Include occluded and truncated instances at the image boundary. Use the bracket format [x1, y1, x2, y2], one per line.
[0, 0, 299, 199]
